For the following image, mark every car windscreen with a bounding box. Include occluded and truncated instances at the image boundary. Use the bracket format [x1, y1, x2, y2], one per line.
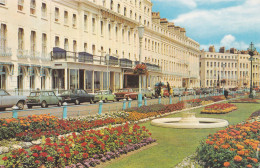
[29, 92, 40, 96]
[61, 91, 71, 95]
[0, 90, 9, 96]
[119, 89, 128, 92]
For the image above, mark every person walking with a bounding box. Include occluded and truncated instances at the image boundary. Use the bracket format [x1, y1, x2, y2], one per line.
[167, 82, 170, 93]
[224, 89, 228, 99]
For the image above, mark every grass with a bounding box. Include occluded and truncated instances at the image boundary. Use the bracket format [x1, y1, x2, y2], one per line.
[105, 103, 260, 168]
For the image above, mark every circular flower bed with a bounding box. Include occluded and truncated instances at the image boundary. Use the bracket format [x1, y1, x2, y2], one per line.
[201, 103, 237, 114]
[196, 121, 260, 167]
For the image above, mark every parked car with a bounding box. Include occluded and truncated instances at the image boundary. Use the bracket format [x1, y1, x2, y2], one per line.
[59, 89, 99, 105]
[172, 88, 182, 97]
[114, 88, 138, 101]
[0, 89, 26, 110]
[27, 91, 62, 108]
[95, 90, 116, 103]
[184, 88, 195, 95]
[195, 89, 202, 95]
[141, 88, 155, 99]
[162, 87, 170, 97]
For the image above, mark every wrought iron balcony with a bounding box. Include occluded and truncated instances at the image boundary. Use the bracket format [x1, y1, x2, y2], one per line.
[0, 47, 12, 57]
[17, 49, 29, 58]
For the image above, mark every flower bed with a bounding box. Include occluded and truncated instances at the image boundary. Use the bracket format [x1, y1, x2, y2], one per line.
[230, 98, 259, 103]
[210, 95, 226, 102]
[0, 114, 123, 142]
[201, 100, 214, 106]
[201, 103, 237, 114]
[196, 121, 260, 167]
[1, 123, 155, 168]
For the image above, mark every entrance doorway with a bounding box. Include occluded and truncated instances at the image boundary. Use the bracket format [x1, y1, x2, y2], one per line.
[124, 74, 138, 88]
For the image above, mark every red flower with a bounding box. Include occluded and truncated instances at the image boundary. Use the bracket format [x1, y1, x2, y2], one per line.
[81, 142, 87, 147]
[12, 155, 17, 158]
[120, 142, 124, 146]
[40, 152, 48, 157]
[83, 153, 89, 159]
[64, 146, 70, 153]
[46, 138, 51, 143]
[47, 156, 54, 162]
[32, 153, 39, 157]
[2, 157, 8, 161]
[35, 160, 40, 164]
[74, 151, 79, 155]
[128, 139, 132, 143]
[66, 153, 71, 158]
[89, 144, 95, 148]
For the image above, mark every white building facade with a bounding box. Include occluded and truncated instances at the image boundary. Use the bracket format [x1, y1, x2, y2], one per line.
[0, 0, 200, 95]
[200, 46, 260, 89]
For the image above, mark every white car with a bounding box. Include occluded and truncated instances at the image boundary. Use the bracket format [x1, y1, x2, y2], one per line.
[0, 89, 27, 110]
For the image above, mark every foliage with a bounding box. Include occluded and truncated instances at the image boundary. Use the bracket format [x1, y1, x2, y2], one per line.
[2, 123, 154, 168]
[196, 121, 260, 168]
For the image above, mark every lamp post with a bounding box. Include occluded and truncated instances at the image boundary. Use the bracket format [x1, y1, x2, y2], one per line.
[248, 42, 256, 98]
[137, 25, 144, 107]
[105, 54, 109, 90]
[221, 63, 226, 95]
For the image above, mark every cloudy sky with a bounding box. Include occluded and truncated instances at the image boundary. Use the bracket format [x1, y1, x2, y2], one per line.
[151, 0, 260, 51]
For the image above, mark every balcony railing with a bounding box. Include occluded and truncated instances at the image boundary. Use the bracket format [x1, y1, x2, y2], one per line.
[51, 48, 161, 72]
[0, 47, 12, 56]
[30, 51, 40, 59]
[17, 49, 29, 58]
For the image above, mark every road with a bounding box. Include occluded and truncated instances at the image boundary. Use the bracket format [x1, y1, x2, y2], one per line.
[0, 94, 212, 119]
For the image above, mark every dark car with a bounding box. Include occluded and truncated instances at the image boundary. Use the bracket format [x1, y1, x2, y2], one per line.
[59, 89, 99, 105]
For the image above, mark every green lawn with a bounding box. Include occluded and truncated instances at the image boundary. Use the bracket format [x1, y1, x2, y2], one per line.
[105, 103, 260, 168]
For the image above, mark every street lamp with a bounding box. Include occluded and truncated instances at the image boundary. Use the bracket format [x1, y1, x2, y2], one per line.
[221, 63, 226, 95]
[137, 25, 144, 107]
[105, 54, 110, 90]
[248, 42, 256, 98]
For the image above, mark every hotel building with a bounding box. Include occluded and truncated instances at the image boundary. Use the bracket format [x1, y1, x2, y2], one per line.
[0, 0, 200, 95]
[200, 46, 260, 89]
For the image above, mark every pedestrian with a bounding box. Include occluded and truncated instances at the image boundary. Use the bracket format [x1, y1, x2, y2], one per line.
[224, 89, 228, 99]
[158, 81, 162, 97]
[167, 82, 170, 93]
[109, 88, 113, 94]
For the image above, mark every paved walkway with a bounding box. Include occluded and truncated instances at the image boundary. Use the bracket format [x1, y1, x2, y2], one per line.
[0, 94, 212, 119]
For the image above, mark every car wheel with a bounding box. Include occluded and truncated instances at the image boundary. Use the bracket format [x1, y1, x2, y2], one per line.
[17, 101, 24, 110]
[27, 105, 32, 109]
[116, 98, 119, 101]
[57, 101, 62, 107]
[75, 99, 80, 105]
[90, 99, 94, 104]
[104, 98, 108, 103]
[41, 101, 47, 108]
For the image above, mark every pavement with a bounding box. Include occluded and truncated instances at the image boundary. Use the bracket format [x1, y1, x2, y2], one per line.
[0, 94, 211, 119]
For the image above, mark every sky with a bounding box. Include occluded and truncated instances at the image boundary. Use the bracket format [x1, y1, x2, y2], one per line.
[151, 0, 260, 52]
